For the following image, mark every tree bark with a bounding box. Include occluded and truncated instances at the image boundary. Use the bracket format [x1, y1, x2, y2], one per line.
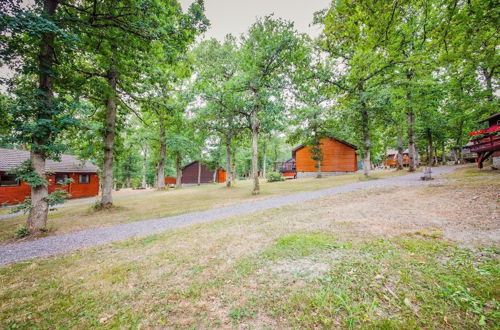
[316, 160, 322, 178]
[397, 127, 404, 170]
[225, 137, 232, 187]
[27, 0, 59, 232]
[156, 117, 166, 190]
[361, 99, 371, 176]
[441, 142, 446, 165]
[262, 139, 267, 179]
[100, 62, 118, 207]
[251, 105, 260, 194]
[141, 145, 147, 188]
[407, 110, 417, 171]
[175, 153, 182, 189]
[427, 128, 434, 167]
[197, 161, 201, 186]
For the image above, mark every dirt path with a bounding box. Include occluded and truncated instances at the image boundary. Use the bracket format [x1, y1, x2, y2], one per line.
[0, 166, 458, 266]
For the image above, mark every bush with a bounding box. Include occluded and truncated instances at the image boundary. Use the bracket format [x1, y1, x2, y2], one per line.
[15, 225, 29, 238]
[267, 171, 285, 182]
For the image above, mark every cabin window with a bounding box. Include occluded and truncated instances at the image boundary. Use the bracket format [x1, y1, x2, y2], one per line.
[55, 174, 69, 185]
[0, 174, 20, 187]
[78, 174, 90, 184]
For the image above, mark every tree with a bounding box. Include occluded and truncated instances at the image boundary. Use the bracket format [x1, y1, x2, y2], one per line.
[0, 0, 80, 232]
[64, 0, 207, 206]
[239, 16, 307, 194]
[192, 37, 247, 187]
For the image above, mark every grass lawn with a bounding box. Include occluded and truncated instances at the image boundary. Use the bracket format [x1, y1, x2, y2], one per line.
[0, 167, 498, 328]
[0, 169, 404, 243]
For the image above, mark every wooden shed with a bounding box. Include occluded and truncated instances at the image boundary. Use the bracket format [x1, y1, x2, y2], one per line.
[0, 148, 99, 205]
[178, 161, 226, 185]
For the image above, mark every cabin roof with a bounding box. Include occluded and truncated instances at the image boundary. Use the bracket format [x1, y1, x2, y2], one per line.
[0, 148, 98, 173]
[479, 112, 500, 124]
[292, 138, 358, 158]
[386, 149, 409, 155]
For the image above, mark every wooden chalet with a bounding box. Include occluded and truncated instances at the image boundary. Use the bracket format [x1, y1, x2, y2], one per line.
[383, 149, 410, 167]
[0, 148, 99, 205]
[468, 112, 500, 168]
[166, 161, 226, 185]
[276, 137, 358, 178]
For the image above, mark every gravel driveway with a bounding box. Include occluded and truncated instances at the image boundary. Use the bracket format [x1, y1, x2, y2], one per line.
[0, 166, 457, 266]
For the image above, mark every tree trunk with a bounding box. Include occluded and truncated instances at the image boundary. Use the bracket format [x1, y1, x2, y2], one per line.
[262, 139, 267, 179]
[225, 137, 232, 187]
[27, 0, 58, 232]
[197, 161, 201, 186]
[27, 152, 49, 232]
[407, 110, 417, 171]
[316, 160, 322, 178]
[361, 99, 371, 176]
[142, 145, 147, 188]
[251, 105, 260, 194]
[156, 117, 166, 190]
[175, 153, 182, 189]
[397, 128, 404, 170]
[482, 67, 494, 102]
[406, 70, 417, 172]
[100, 62, 118, 207]
[441, 143, 446, 165]
[427, 128, 433, 167]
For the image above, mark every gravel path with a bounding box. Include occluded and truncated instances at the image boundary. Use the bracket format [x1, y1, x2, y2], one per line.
[0, 166, 458, 266]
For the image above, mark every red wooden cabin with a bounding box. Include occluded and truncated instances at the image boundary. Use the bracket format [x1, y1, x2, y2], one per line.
[383, 149, 410, 167]
[166, 161, 226, 186]
[0, 148, 99, 205]
[276, 137, 358, 178]
[468, 113, 500, 168]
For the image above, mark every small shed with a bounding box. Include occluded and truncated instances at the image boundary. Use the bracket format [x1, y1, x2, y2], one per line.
[180, 161, 226, 185]
[0, 148, 99, 205]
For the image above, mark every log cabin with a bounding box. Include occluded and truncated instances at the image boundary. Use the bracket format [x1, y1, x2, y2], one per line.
[277, 137, 358, 178]
[383, 149, 410, 167]
[167, 161, 226, 185]
[0, 148, 99, 205]
[468, 112, 500, 168]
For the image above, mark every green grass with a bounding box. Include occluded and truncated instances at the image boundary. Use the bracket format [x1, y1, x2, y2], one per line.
[0, 167, 498, 328]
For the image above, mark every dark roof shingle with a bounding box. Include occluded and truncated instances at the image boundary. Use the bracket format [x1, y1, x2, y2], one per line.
[0, 148, 98, 173]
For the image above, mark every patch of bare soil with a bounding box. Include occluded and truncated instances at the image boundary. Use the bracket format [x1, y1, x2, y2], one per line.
[313, 175, 499, 247]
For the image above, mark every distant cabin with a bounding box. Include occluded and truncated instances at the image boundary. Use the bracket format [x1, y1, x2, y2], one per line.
[0, 148, 99, 205]
[384, 149, 410, 167]
[277, 137, 358, 178]
[165, 161, 226, 185]
[468, 112, 500, 168]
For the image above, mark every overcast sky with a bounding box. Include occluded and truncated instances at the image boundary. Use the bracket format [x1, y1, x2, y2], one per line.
[178, 0, 330, 40]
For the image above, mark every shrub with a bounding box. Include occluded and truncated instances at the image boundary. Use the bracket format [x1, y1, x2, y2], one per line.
[267, 171, 285, 182]
[15, 225, 29, 238]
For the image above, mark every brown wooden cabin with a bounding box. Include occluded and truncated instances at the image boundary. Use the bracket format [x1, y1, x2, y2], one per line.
[166, 161, 226, 185]
[468, 112, 500, 168]
[276, 137, 358, 178]
[0, 148, 99, 205]
[383, 149, 410, 167]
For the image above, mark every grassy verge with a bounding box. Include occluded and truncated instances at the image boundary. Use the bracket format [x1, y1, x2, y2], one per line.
[0, 169, 404, 242]
[0, 168, 498, 328]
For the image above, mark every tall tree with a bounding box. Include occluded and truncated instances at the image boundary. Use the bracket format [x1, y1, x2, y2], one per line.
[239, 16, 307, 194]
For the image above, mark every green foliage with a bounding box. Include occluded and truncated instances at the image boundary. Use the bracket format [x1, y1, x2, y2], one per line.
[10, 161, 45, 188]
[15, 225, 29, 238]
[266, 171, 285, 182]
